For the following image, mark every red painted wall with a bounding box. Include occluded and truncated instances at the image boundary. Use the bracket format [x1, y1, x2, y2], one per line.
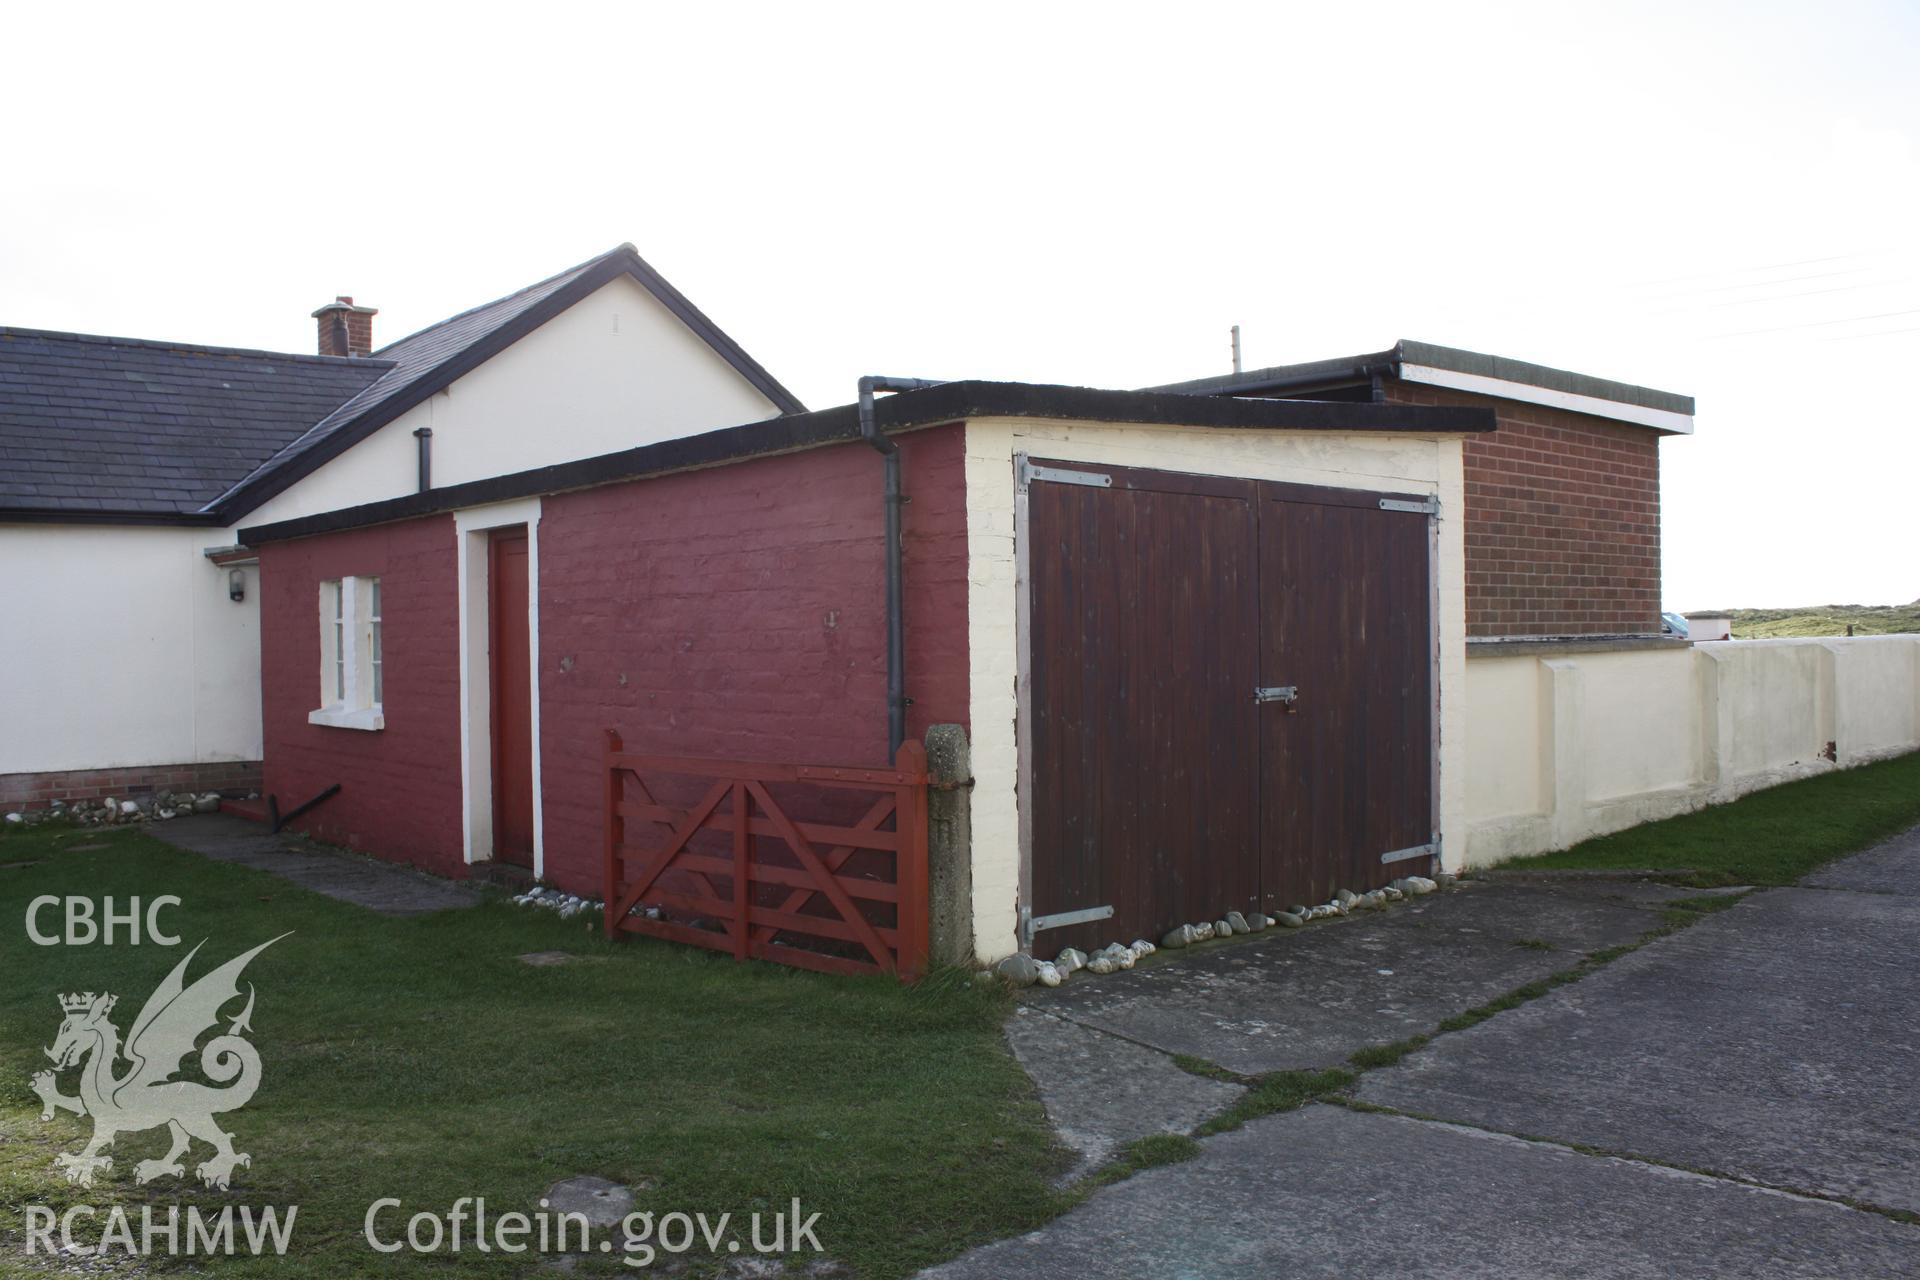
[536, 425, 971, 891]
[254, 424, 971, 896]
[258, 515, 466, 875]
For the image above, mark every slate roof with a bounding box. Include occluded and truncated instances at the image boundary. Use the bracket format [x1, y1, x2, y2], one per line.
[1, 244, 805, 524]
[0, 331, 389, 517]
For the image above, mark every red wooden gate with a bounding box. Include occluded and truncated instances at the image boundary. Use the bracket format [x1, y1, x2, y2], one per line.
[602, 732, 931, 981]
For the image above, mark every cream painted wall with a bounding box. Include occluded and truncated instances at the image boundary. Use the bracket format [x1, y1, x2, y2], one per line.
[6, 273, 787, 779]
[0, 525, 259, 775]
[962, 416, 1468, 962]
[242, 274, 783, 529]
[1463, 636, 1920, 864]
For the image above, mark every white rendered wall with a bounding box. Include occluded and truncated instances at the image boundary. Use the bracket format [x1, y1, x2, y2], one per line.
[1462, 636, 1920, 864]
[962, 417, 1468, 962]
[6, 273, 787, 777]
[241, 274, 784, 529]
[0, 524, 259, 774]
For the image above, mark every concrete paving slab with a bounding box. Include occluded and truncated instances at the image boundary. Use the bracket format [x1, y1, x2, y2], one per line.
[1028, 883, 1664, 1075]
[1803, 825, 1920, 895]
[1003, 1006, 1243, 1182]
[150, 815, 480, 915]
[921, 1105, 1919, 1279]
[1358, 884, 1920, 1214]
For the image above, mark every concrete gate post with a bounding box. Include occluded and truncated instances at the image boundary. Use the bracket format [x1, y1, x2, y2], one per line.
[923, 723, 976, 967]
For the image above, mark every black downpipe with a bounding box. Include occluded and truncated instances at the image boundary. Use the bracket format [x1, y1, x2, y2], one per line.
[857, 376, 944, 760]
[412, 426, 433, 492]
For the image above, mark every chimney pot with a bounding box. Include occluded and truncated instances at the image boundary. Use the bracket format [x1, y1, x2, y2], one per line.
[311, 296, 379, 357]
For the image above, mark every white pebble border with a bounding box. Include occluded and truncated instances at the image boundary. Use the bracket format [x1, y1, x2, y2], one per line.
[986, 874, 1456, 987]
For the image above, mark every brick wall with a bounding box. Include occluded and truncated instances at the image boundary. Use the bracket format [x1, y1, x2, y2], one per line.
[257, 515, 465, 876]
[1386, 381, 1663, 638]
[252, 425, 971, 896]
[0, 760, 261, 812]
[535, 425, 971, 891]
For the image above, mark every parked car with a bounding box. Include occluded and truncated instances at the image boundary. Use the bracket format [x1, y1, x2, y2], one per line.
[1661, 611, 1691, 638]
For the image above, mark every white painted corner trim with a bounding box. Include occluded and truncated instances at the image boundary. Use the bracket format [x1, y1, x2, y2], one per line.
[454, 497, 545, 876]
[1399, 362, 1695, 435]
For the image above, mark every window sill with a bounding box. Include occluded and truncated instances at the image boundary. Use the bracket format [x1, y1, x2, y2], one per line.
[308, 705, 385, 732]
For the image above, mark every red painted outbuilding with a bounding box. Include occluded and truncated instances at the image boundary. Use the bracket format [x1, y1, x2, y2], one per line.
[241, 381, 1491, 966]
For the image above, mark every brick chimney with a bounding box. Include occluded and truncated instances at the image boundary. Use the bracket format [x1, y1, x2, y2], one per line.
[311, 296, 378, 357]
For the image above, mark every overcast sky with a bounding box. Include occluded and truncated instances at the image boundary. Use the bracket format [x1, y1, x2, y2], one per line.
[6, 2, 1915, 610]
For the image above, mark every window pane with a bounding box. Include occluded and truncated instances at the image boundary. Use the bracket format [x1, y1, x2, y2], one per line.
[369, 577, 383, 706]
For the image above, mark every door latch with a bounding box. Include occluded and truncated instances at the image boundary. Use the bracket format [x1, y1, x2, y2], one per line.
[1254, 685, 1299, 710]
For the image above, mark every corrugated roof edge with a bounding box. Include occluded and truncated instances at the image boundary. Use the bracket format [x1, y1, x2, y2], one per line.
[1149, 339, 1694, 417]
[240, 379, 1492, 545]
[203, 244, 807, 524]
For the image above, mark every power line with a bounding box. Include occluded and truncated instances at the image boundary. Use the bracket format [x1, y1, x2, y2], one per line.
[1818, 324, 1920, 342]
[1628, 251, 1879, 290]
[1656, 278, 1912, 314]
[1639, 265, 1874, 301]
[1705, 306, 1920, 340]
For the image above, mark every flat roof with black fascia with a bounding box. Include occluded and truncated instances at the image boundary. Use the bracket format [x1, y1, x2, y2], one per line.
[241, 378, 1494, 545]
[1150, 339, 1696, 435]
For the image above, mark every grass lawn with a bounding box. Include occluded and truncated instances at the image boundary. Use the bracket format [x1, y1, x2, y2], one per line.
[1506, 749, 1920, 885]
[1720, 602, 1920, 639]
[0, 823, 1069, 1276]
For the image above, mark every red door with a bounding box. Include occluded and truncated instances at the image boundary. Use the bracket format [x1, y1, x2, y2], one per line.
[489, 528, 535, 866]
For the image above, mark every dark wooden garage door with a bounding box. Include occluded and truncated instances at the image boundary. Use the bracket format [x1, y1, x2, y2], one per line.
[1256, 482, 1434, 912]
[1027, 465, 1260, 955]
[1026, 459, 1434, 954]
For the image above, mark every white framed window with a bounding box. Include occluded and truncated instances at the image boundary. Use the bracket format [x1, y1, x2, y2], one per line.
[310, 575, 385, 731]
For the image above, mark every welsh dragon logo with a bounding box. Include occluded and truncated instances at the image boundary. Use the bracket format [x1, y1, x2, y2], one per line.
[29, 936, 286, 1190]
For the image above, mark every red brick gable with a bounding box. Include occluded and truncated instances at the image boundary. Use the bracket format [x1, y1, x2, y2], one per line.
[1386, 381, 1662, 638]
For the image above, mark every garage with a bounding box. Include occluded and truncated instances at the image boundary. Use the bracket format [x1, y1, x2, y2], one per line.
[241, 380, 1485, 968]
[1021, 457, 1438, 955]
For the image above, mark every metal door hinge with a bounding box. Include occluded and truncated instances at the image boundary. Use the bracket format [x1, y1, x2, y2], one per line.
[1020, 904, 1114, 946]
[1380, 497, 1438, 515]
[1380, 842, 1436, 864]
[1017, 457, 1113, 492]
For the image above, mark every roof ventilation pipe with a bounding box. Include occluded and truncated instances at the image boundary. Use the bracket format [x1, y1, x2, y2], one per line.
[857, 376, 944, 761]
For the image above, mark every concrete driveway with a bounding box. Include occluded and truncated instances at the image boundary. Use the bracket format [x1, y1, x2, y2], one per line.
[929, 829, 1920, 1277]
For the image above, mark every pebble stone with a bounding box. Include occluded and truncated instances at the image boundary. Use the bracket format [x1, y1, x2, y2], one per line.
[995, 954, 1041, 986]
